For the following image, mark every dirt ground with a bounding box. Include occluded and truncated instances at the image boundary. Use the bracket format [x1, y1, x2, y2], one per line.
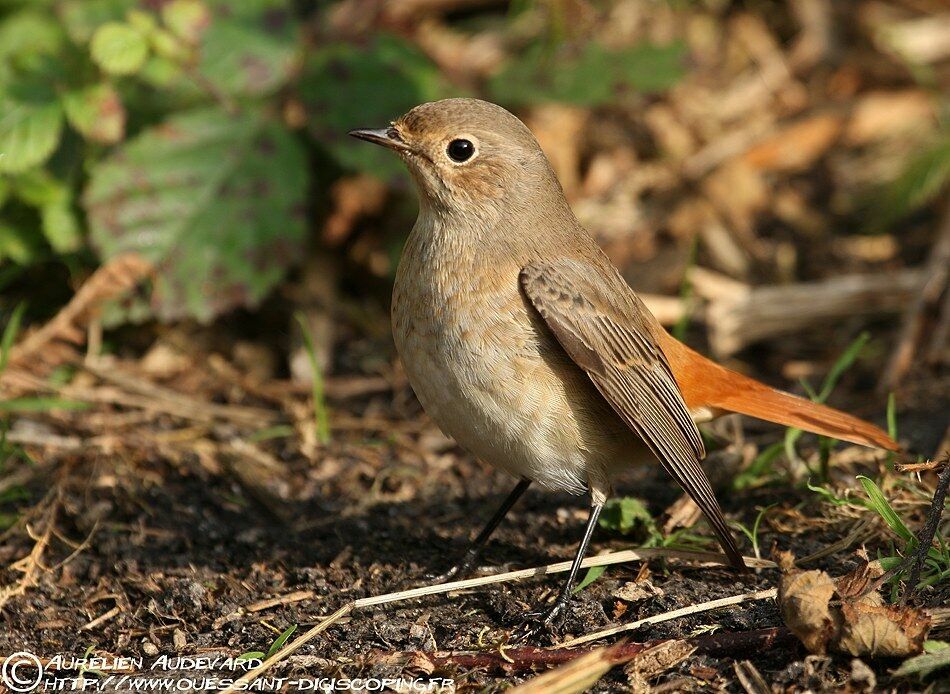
[0, 298, 947, 691]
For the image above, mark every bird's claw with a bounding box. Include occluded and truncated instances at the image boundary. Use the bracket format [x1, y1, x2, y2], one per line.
[423, 555, 475, 584]
[509, 600, 568, 643]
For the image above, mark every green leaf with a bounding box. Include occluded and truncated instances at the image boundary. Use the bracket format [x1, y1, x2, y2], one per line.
[59, 0, 137, 44]
[301, 34, 444, 178]
[41, 199, 82, 253]
[195, 0, 300, 97]
[490, 41, 686, 107]
[265, 624, 297, 658]
[0, 9, 66, 63]
[90, 22, 149, 76]
[0, 83, 64, 174]
[599, 497, 654, 534]
[84, 106, 308, 322]
[573, 565, 606, 593]
[162, 0, 212, 44]
[62, 82, 126, 144]
[0, 223, 42, 265]
[894, 641, 950, 680]
[857, 475, 915, 543]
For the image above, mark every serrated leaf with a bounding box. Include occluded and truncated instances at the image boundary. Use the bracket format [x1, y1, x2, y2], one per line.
[84, 106, 307, 322]
[91, 22, 149, 75]
[196, 0, 299, 97]
[62, 82, 126, 144]
[302, 34, 443, 177]
[0, 82, 64, 174]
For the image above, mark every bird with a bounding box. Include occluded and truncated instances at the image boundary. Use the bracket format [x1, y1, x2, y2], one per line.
[349, 98, 900, 633]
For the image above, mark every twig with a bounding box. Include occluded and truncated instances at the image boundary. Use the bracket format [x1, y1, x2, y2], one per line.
[5, 254, 152, 371]
[80, 606, 122, 631]
[0, 492, 60, 610]
[246, 590, 315, 613]
[903, 458, 950, 603]
[219, 548, 773, 692]
[557, 588, 778, 648]
[707, 270, 925, 357]
[373, 627, 794, 673]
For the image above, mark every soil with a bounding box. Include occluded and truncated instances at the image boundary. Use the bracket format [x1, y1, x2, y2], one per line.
[1, 314, 946, 691]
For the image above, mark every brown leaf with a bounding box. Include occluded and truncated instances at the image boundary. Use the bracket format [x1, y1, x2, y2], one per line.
[776, 553, 930, 658]
[837, 601, 930, 658]
[778, 567, 838, 654]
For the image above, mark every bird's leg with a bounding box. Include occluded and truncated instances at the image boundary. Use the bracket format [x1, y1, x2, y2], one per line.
[514, 499, 604, 640]
[427, 478, 531, 583]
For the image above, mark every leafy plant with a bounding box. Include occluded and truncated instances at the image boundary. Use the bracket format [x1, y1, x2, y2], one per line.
[237, 623, 297, 662]
[894, 640, 950, 682]
[869, 130, 950, 233]
[732, 504, 774, 561]
[785, 332, 870, 478]
[489, 40, 686, 107]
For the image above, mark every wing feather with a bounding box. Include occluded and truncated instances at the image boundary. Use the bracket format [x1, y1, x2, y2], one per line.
[520, 259, 745, 570]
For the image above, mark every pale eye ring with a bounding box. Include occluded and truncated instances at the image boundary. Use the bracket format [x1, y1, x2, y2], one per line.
[446, 138, 475, 163]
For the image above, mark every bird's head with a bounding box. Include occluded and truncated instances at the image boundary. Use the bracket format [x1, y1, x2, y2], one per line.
[349, 98, 559, 216]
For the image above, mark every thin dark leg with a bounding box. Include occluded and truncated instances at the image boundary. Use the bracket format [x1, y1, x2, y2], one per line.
[514, 500, 604, 638]
[430, 478, 531, 583]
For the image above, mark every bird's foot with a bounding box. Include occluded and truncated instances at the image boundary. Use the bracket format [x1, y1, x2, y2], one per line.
[509, 599, 569, 643]
[423, 553, 477, 584]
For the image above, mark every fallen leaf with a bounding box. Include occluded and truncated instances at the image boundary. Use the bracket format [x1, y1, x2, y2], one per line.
[778, 566, 838, 654]
[776, 552, 930, 658]
[612, 580, 665, 603]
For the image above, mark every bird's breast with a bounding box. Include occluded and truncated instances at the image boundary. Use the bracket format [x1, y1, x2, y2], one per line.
[390, 219, 634, 494]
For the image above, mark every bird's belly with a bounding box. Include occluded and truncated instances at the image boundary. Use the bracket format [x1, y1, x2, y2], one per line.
[393, 282, 636, 494]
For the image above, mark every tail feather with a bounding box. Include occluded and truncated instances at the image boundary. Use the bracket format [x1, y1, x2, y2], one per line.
[658, 332, 900, 452]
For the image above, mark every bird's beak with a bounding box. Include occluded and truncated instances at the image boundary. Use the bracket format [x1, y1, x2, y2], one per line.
[348, 127, 410, 152]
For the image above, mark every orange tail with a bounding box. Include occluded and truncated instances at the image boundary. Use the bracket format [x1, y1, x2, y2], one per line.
[658, 332, 900, 452]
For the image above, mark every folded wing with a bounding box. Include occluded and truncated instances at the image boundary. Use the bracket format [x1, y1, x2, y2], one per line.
[520, 259, 746, 570]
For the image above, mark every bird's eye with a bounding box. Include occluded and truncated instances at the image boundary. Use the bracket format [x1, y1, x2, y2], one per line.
[446, 139, 475, 163]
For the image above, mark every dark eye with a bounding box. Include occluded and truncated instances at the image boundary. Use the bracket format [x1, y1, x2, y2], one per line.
[447, 139, 475, 162]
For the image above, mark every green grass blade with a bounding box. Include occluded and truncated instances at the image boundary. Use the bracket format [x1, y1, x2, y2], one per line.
[266, 624, 297, 658]
[573, 565, 606, 593]
[294, 311, 330, 444]
[857, 475, 915, 543]
[0, 302, 26, 376]
[817, 332, 869, 403]
[0, 398, 91, 412]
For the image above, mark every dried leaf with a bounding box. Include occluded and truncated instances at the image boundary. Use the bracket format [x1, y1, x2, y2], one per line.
[778, 567, 838, 653]
[837, 601, 929, 658]
[777, 553, 930, 658]
[612, 580, 665, 603]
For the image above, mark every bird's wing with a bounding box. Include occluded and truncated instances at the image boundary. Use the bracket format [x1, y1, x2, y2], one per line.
[520, 258, 745, 570]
